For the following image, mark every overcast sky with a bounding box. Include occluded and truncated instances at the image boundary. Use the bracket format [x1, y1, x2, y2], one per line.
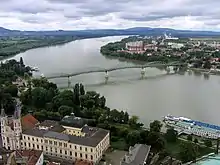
[0, 0, 220, 31]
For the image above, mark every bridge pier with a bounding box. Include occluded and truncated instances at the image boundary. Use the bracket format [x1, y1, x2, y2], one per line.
[105, 71, 109, 84]
[67, 76, 71, 88]
[141, 67, 146, 79]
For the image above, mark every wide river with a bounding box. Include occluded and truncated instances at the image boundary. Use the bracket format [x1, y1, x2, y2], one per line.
[4, 36, 220, 126]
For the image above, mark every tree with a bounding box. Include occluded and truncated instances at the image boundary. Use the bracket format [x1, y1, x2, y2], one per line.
[194, 138, 198, 144]
[73, 84, 80, 106]
[150, 120, 162, 133]
[179, 142, 198, 163]
[165, 128, 178, 143]
[4, 84, 18, 97]
[128, 115, 139, 127]
[58, 105, 74, 117]
[126, 130, 141, 147]
[187, 135, 193, 141]
[204, 139, 212, 147]
[79, 83, 85, 95]
[19, 57, 24, 66]
[31, 87, 48, 108]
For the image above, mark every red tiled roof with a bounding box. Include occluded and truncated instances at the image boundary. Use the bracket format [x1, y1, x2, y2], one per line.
[21, 114, 39, 130]
[16, 150, 43, 165]
[75, 160, 93, 165]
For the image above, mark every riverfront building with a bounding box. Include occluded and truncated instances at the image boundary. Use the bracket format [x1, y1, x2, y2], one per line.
[0, 104, 110, 164]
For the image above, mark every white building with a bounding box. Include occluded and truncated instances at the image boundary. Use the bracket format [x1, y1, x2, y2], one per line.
[0, 106, 110, 164]
[167, 42, 184, 49]
[125, 41, 144, 51]
[0, 103, 22, 150]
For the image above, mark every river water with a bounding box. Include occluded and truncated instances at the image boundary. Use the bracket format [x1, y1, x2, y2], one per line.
[4, 36, 220, 126]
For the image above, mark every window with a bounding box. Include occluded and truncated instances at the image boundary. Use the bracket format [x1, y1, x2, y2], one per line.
[91, 155, 93, 160]
[54, 141, 57, 145]
[70, 151, 72, 156]
[45, 140, 48, 143]
[91, 148, 93, 152]
[28, 137, 30, 140]
[37, 145, 39, 149]
[59, 142, 62, 147]
[80, 153, 82, 158]
[65, 150, 67, 155]
[85, 147, 87, 152]
[75, 146, 77, 149]
[23, 136, 25, 139]
[29, 143, 30, 147]
[51, 147, 52, 152]
[80, 147, 82, 150]
[49, 140, 52, 145]
[69, 144, 71, 148]
[60, 150, 62, 154]
[41, 146, 43, 150]
[46, 147, 48, 151]
[24, 142, 26, 146]
[64, 143, 67, 147]
[85, 154, 88, 159]
[55, 148, 57, 153]
[75, 152, 77, 157]
[32, 137, 34, 141]
[33, 144, 35, 148]
[36, 138, 38, 142]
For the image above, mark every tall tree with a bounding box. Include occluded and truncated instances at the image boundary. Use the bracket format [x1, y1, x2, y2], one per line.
[79, 83, 85, 95]
[73, 84, 80, 106]
[19, 57, 24, 66]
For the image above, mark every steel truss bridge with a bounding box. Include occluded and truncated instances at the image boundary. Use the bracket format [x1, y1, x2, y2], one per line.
[45, 61, 187, 79]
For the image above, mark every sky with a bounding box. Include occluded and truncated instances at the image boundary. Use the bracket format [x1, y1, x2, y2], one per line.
[0, 0, 220, 31]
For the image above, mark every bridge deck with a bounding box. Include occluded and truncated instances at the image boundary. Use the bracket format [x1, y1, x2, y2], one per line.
[46, 62, 186, 79]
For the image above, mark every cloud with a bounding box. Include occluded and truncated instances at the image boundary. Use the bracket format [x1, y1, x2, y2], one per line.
[0, 0, 219, 31]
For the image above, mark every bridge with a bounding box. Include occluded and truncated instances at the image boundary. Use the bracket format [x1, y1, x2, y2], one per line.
[45, 61, 187, 79]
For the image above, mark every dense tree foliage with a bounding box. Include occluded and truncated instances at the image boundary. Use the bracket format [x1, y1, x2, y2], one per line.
[165, 128, 178, 143]
[0, 59, 31, 115]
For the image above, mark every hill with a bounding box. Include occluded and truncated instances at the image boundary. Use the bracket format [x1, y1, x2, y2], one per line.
[0, 26, 220, 38]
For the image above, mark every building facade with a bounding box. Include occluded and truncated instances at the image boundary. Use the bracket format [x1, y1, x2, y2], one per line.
[0, 104, 22, 150]
[1, 109, 110, 164]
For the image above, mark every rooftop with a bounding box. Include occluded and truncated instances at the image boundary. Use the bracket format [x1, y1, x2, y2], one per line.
[15, 150, 43, 165]
[23, 120, 109, 147]
[21, 114, 39, 131]
[121, 144, 151, 165]
[60, 114, 87, 128]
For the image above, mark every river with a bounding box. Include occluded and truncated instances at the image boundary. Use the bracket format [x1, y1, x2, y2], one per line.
[4, 36, 220, 126]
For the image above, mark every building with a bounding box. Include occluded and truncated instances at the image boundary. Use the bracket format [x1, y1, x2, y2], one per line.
[0, 148, 43, 165]
[120, 144, 151, 165]
[14, 150, 44, 165]
[0, 105, 110, 164]
[167, 42, 184, 49]
[0, 103, 22, 150]
[125, 41, 144, 53]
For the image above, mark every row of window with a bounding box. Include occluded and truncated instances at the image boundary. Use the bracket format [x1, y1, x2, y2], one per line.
[22, 142, 94, 160]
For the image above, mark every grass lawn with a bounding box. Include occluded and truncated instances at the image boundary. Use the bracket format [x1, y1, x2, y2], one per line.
[111, 138, 127, 150]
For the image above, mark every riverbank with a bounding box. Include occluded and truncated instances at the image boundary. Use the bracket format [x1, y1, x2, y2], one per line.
[0, 36, 77, 59]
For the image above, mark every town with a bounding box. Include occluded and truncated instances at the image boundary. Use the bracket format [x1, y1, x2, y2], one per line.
[101, 33, 220, 75]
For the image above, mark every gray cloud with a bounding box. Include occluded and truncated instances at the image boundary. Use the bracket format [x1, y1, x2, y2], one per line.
[0, 0, 220, 30]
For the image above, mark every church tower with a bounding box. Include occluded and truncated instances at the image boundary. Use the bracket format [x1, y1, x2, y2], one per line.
[0, 102, 22, 150]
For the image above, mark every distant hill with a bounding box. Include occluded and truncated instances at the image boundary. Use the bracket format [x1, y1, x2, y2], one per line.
[0, 26, 220, 38]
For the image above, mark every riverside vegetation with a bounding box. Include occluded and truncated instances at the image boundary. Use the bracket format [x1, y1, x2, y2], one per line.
[0, 35, 77, 58]
[0, 58, 214, 163]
